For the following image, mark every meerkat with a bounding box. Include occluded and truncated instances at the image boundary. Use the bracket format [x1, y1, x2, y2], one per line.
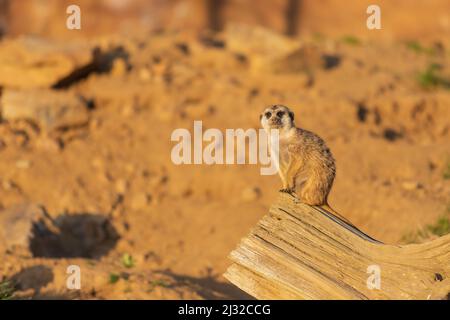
[260, 105, 384, 243]
[260, 104, 348, 220]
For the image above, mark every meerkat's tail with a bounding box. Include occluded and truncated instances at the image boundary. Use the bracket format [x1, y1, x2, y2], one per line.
[316, 202, 383, 244]
[320, 203, 353, 225]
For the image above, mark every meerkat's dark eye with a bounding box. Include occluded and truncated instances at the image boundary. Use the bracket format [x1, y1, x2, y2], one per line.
[276, 111, 285, 117]
[265, 112, 272, 119]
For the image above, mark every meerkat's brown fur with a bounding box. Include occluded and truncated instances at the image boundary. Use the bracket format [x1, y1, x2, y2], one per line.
[261, 105, 340, 212]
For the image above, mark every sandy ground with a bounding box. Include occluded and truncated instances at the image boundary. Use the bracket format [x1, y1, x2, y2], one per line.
[0, 26, 449, 299]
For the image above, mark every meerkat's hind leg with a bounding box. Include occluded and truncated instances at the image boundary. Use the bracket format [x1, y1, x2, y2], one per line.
[297, 176, 327, 206]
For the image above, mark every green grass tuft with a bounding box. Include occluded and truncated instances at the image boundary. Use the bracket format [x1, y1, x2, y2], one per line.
[401, 214, 450, 244]
[150, 279, 169, 288]
[121, 253, 135, 268]
[109, 273, 120, 284]
[405, 41, 435, 55]
[147, 279, 170, 292]
[340, 35, 361, 46]
[400, 230, 427, 244]
[417, 63, 450, 90]
[312, 32, 326, 42]
[426, 216, 450, 237]
[0, 280, 15, 300]
[443, 160, 450, 180]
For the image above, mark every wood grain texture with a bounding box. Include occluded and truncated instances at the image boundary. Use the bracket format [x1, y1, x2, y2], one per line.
[224, 193, 450, 300]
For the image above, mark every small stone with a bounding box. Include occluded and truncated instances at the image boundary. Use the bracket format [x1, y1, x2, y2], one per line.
[138, 68, 151, 81]
[15, 159, 31, 169]
[91, 157, 104, 169]
[35, 136, 61, 152]
[115, 179, 128, 195]
[402, 181, 422, 191]
[182, 188, 193, 198]
[183, 104, 215, 119]
[2, 180, 13, 190]
[125, 163, 135, 173]
[121, 103, 135, 117]
[1, 89, 89, 132]
[89, 118, 101, 130]
[130, 192, 150, 210]
[111, 207, 123, 219]
[241, 187, 261, 202]
[111, 58, 127, 77]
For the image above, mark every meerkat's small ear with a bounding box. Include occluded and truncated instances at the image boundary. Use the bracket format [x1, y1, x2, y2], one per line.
[259, 114, 262, 120]
[289, 111, 294, 121]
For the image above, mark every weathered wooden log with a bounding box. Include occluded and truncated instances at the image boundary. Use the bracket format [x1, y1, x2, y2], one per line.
[224, 193, 450, 300]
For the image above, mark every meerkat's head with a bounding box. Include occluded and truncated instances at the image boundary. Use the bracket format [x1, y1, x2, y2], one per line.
[260, 105, 295, 131]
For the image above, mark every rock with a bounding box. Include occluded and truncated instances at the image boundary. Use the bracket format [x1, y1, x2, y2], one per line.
[11, 265, 54, 292]
[111, 58, 128, 77]
[225, 23, 302, 73]
[115, 179, 128, 195]
[124, 163, 136, 174]
[225, 23, 299, 58]
[2, 180, 13, 191]
[1, 89, 89, 131]
[402, 181, 422, 191]
[0, 36, 93, 89]
[0, 36, 130, 90]
[130, 192, 150, 210]
[15, 159, 31, 169]
[183, 104, 215, 119]
[121, 102, 136, 117]
[91, 157, 104, 169]
[241, 187, 261, 202]
[0, 204, 49, 254]
[0, 204, 119, 258]
[35, 136, 61, 152]
[138, 67, 151, 81]
[271, 46, 341, 74]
